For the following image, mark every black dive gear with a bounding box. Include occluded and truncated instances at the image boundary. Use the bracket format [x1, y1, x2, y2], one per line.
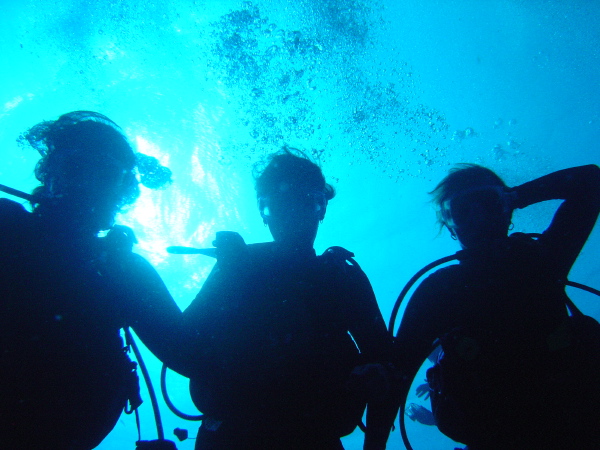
[161, 363, 204, 422]
[392, 241, 600, 450]
[0, 184, 178, 448]
[167, 237, 388, 445]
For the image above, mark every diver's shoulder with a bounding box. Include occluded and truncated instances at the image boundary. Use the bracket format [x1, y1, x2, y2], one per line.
[0, 198, 32, 232]
[318, 245, 362, 274]
[0, 197, 29, 217]
[247, 241, 277, 257]
[320, 245, 355, 264]
[103, 224, 138, 255]
[507, 232, 546, 255]
[508, 232, 540, 244]
[431, 264, 461, 279]
[419, 264, 463, 289]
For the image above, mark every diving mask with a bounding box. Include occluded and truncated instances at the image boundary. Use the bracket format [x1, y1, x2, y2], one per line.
[259, 191, 327, 219]
[441, 185, 512, 230]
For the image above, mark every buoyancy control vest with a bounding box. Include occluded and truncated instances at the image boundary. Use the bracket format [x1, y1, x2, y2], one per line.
[180, 240, 369, 439]
[391, 234, 600, 450]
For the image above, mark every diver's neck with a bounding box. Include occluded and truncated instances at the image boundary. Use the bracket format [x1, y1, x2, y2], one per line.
[462, 235, 510, 252]
[273, 240, 316, 257]
[37, 207, 105, 242]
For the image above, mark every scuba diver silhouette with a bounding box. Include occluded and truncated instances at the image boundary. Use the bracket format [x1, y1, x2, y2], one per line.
[181, 148, 397, 450]
[394, 164, 600, 450]
[0, 111, 189, 449]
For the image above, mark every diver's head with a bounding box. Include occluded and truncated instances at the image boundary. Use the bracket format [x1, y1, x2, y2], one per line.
[24, 111, 141, 233]
[431, 164, 512, 249]
[254, 148, 335, 249]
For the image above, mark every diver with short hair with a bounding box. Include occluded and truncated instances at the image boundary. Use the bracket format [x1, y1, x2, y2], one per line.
[395, 164, 600, 449]
[0, 111, 189, 449]
[183, 148, 396, 449]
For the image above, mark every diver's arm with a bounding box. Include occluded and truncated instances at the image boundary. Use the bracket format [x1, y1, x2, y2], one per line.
[181, 261, 225, 320]
[118, 253, 196, 378]
[395, 270, 452, 413]
[345, 265, 398, 449]
[510, 164, 600, 276]
[180, 241, 260, 381]
[346, 265, 390, 358]
[363, 380, 401, 450]
[182, 230, 255, 322]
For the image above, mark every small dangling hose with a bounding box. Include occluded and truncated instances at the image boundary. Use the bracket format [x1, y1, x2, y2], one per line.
[565, 280, 600, 298]
[160, 363, 204, 422]
[124, 327, 166, 440]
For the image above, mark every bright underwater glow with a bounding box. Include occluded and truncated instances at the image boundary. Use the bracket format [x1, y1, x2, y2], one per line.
[1, 1, 599, 448]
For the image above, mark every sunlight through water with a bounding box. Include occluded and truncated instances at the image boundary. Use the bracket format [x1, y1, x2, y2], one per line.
[0, 0, 599, 448]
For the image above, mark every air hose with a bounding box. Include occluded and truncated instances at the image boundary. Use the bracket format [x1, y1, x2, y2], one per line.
[160, 363, 204, 421]
[388, 253, 462, 335]
[124, 328, 166, 440]
[392, 250, 600, 450]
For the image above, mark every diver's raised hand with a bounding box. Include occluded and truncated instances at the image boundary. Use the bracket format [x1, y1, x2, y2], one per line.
[415, 382, 431, 400]
[405, 403, 436, 426]
[213, 231, 248, 267]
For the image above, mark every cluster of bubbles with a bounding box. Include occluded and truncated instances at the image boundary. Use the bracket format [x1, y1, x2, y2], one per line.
[12, 0, 452, 183]
[451, 127, 477, 142]
[206, 0, 450, 181]
[449, 117, 523, 164]
[208, 3, 325, 151]
[489, 118, 522, 161]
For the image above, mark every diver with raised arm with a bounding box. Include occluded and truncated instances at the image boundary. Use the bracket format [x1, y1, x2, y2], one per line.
[0, 112, 190, 449]
[183, 148, 396, 449]
[395, 164, 600, 449]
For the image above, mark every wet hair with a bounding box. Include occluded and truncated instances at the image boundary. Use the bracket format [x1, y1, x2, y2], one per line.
[20, 111, 172, 210]
[430, 163, 507, 228]
[253, 147, 335, 200]
[135, 153, 173, 190]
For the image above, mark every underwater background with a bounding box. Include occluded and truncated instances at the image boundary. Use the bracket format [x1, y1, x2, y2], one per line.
[1, 0, 598, 448]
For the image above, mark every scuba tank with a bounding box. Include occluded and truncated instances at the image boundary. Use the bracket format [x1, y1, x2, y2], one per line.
[390, 244, 600, 450]
[0, 183, 179, 449]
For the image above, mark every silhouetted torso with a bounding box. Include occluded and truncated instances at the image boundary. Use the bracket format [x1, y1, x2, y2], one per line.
[403, 235, 568, 360]
[396, 165, 600, 449]
[0, 199, 132, 449]
[398, 234, 599, 449]
[184, 242, 388, 447]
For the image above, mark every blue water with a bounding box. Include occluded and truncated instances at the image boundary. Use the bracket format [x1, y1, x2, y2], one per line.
[1, 1, 599, 448]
